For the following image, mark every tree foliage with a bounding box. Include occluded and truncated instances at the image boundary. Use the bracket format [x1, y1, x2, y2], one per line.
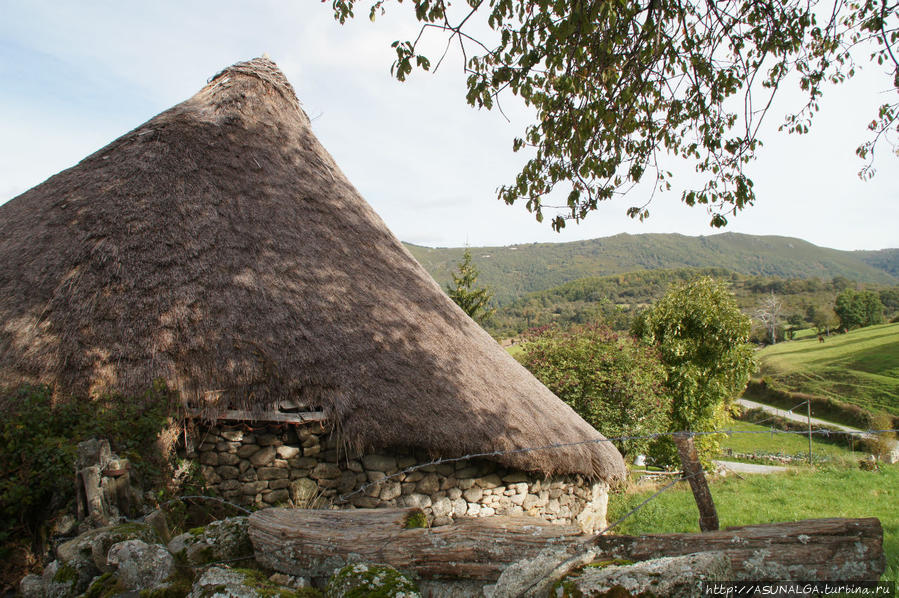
[834, 287, 885, 329]
[632, 277, 755, 464]
[518, 323, 670, 457]
[446, 247, 496, 324]
[330, 0, 898, 229]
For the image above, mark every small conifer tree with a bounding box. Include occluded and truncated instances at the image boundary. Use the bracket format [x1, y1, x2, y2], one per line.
[446, 248, 495, 325]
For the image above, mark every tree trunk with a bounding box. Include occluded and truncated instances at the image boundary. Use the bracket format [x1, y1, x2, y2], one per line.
[673, 433, 719, 531]
[248, 509, 884, 583]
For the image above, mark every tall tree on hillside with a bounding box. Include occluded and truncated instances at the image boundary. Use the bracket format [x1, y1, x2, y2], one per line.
[834, 288, 885, 330]
[330, 0, 897, 229]
[446, 248, 496, 325]
[632, 277, 755, 465]
[754, 292, 783, 344]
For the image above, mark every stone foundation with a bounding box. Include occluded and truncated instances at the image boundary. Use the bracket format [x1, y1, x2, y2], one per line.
[189, 422, 609, 533]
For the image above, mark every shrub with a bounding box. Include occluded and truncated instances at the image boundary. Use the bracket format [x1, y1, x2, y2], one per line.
[519, 323, 670, 457]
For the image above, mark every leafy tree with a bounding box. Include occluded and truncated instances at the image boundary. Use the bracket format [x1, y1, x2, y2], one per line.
[807, 304, 836, 333]
[330, 0, 897, 229]
[834, 288, 885, 329]
[518, 323, 669, 457]
[631, 277, 755, 465]
[446, 247, 496, 324]
[879, 286, 899, 314]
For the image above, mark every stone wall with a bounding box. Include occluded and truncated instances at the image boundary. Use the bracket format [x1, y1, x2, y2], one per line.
[191, 422, 609, 533]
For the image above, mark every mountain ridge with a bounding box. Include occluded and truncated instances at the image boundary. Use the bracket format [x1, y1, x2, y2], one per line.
[404, 232, 899, 305]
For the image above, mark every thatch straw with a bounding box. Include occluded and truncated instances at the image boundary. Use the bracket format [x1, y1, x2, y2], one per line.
[0, 58, 625, 481]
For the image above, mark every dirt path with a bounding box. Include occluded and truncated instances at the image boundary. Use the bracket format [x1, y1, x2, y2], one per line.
[737, 397, 898, 463]
[736, 398, 862, 433]
[713, 460, 790, 475]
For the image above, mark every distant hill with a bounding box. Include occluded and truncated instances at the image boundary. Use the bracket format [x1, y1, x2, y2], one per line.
[857, 248, 899, 278]
[404, 232, 899, 305]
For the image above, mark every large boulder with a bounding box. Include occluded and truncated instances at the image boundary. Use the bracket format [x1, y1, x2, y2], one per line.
[56, 522, 159, 572]
[106, 539, 176, 591]
[167, 516, 253, 566]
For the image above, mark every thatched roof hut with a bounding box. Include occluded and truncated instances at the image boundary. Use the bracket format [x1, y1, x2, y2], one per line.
[0, 58, 625, 481]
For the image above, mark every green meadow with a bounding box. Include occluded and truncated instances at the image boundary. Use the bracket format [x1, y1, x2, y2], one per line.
[609, 464, 899, 583]
[719, 420, 857, 461]
[757, 322, 899, 416]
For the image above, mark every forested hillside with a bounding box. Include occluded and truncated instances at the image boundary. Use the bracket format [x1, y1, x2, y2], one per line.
[858, 248, 899, 278]
[405, 233, 899, 305]
[487, 268, 899, 337]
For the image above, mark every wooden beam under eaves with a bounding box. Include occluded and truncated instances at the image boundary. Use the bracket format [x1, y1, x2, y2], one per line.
[187, 409, 327, 424]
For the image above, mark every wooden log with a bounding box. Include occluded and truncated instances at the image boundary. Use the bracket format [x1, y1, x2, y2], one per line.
[248, 508, 583, 580]
[592, 517, 885, 582]
[248, 509, 884, 583]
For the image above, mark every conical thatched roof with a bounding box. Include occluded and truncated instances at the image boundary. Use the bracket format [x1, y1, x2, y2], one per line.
[0, 58, 625, 481]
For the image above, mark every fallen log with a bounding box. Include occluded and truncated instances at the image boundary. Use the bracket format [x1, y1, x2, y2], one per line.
[592, 517, 885, 582]
[248, 508, 884, 584]
[249, 508, 583, 580]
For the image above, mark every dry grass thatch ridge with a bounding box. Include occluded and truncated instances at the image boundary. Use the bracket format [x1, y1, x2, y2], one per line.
[0, 57, 625, 481]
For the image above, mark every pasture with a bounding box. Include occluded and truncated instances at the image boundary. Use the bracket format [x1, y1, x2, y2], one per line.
[608, 463, 899, 583]
[757, 322, 899, 415]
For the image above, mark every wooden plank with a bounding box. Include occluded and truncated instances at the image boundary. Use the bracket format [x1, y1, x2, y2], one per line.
[187, 409, 327, 423]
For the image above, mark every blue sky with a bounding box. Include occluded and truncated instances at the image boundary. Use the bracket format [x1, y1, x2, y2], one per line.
[1, 1, 897, 250]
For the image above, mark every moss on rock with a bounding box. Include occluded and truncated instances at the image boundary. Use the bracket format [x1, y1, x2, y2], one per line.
[325, 563, 420, 598]
[82, 572, 126, 598]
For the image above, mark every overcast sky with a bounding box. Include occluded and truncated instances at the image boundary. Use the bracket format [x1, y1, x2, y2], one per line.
[1, 1, 897, 250]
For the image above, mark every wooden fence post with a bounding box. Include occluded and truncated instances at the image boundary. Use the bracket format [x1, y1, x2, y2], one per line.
[673, 432, 719, 532]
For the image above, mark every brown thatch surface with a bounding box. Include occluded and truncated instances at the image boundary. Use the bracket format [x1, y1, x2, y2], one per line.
[0, 58, 625, 481]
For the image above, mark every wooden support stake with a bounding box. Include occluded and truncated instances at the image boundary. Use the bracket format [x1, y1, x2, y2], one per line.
[807, 400, 814, 464]
[673, 432, 719, 532]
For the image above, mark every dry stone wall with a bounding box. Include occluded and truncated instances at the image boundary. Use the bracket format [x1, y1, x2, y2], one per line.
[191, 422, 609, 533]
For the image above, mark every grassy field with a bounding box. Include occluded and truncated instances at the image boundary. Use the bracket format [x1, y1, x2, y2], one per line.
[757, 322, 899, 416]
[719, 420, 858, 460]
[608, 464, 899, 583]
